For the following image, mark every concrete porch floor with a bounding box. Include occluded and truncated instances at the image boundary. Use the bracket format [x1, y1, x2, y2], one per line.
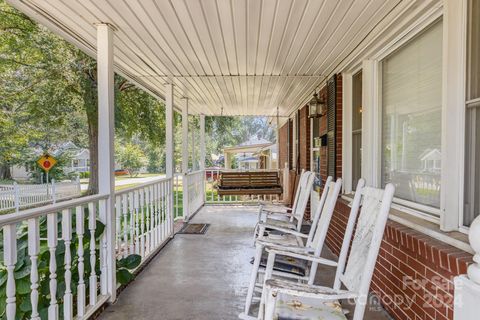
[99, 206, 392, 320]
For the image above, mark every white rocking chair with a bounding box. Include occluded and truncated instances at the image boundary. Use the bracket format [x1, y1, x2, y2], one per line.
[260, 183, 395, 320]
[241, 177, 341, 319]
[254, 171, 315, 240]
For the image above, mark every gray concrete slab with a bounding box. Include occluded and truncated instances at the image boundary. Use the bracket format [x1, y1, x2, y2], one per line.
[99, 206, 392, 320]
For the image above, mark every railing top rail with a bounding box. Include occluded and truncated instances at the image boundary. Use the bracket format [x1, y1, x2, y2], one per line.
[114, 176, 171, 196]
[0, 193, 109, 226]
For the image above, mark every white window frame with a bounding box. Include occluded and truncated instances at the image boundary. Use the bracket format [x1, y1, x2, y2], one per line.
[337, 0, 470, 233]
[342, 65, 363, 194]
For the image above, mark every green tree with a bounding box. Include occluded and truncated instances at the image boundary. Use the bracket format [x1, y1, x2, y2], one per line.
[116, 143, 146, 177]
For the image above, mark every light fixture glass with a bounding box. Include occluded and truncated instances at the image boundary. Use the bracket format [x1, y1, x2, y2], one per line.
[308, 91, 325, 118]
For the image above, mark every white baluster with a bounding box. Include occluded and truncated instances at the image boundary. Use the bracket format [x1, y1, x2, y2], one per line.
[168, 180, 174, 236]
[140, 190, 145, 257]
[76, 205, 86, 317]
[4, 224, 17, 320]
[99, 199, 108, 296]
[145, 187, 151, 254]
[156, 183, 161, 244]
[134, 190, 140, 255]
[158, 182, 165, 242]
[28, 218, 40, 320]
[149, 185, 154, 251]
[62, 209, 73, 320]
[47, 213, 59, 319]
[88, 202, 97, 306]
[122, 194, 128, 258]
[128, 192, 135, 255]
[115, 196, 121, 253]
[153, 184, 159, 248]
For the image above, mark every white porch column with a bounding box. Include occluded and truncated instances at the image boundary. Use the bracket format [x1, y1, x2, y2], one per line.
[200, 114, 206, 170]
[165, 83, 175, 236]
[96, 23, 116, 301]
[182, 98, 189, 220]
[182, 98, 189, 173]
[200, 114, 206, 203]
[165, 84, 174, 178]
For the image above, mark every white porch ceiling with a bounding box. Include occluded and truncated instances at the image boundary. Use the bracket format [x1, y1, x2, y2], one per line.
[9, 0, 401, 116]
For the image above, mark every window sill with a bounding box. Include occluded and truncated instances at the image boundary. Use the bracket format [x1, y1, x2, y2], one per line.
[340, 194, 473, 254]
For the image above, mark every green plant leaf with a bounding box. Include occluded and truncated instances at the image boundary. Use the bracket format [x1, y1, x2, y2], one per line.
[117, 254, 141, 270]
[95, 220, 105, 239]
[16, 278, 31, 295]
[19, 295, 32, 312]
[116, 268, 134, 285]
[14, 264, 31, 280]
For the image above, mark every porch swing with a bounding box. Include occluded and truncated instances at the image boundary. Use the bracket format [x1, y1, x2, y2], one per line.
[216, 171, 283, 197]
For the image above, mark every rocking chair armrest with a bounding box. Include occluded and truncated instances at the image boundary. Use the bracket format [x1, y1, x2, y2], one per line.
[265, 278, 358, 301]
[261, 212, 297, 221]
[261, 206, 292, 214]
[264, 247, 338, 267]
[256, 224, 307, 238]
[261, 243, 315, 254]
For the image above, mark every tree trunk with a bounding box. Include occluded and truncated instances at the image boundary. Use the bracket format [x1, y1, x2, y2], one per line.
[0, 164, 12, 180]
[82, 69, 99, 195]
[87, 117, 98, 195]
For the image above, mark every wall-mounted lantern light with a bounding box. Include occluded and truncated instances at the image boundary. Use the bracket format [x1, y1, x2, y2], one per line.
[308, 91, 326, 118]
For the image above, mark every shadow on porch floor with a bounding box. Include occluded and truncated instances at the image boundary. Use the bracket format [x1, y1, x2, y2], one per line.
[99, 206, 393, 320]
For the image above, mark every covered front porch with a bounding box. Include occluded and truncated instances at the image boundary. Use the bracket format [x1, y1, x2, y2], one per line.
[99, 205, 390, 320]
[2, 0, 480, 319]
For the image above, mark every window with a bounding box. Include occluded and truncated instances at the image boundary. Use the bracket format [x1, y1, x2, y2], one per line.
[352, 71, 362, 190]
[464, 0, 480, 226]
[381, 20, 443, 210]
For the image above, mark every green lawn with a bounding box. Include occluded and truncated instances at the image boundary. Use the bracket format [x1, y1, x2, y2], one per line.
[115, 173, 164, 180]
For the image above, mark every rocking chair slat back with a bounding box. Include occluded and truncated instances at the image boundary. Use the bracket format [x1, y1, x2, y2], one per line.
[310, 179, 342, 252]
[306, 176, 333, 246]
[340, 184, 395, 294]
[289, 170, 307, 215]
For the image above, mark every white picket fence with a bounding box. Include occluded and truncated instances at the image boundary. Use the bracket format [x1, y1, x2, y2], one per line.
[0, 179, 81, 213]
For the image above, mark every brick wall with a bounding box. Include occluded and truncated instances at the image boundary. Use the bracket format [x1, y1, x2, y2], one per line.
[278, 122, 289, 170]
[298, 105, 311, 172]
[325, 199, 473, 320]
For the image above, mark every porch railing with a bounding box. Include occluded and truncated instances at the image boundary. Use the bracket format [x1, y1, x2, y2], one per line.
[114, 177, 174, 260]
[179, 170, 205, 221]
[0, 176, 175, 320]
[0, 193, 111, 320]
[0, 179, 82, 213]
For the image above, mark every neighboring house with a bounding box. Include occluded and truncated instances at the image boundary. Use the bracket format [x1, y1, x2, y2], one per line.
[65, 148, 90, 173]
[419, 148, 441, 172]
[223, 137, 277, 170]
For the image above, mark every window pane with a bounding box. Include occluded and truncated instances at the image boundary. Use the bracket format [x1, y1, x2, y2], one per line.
[352, 71, 362, 190]
[464, 105, 480, 226]
[381, 20, 442, 209]
[467, 0, 480, 100]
